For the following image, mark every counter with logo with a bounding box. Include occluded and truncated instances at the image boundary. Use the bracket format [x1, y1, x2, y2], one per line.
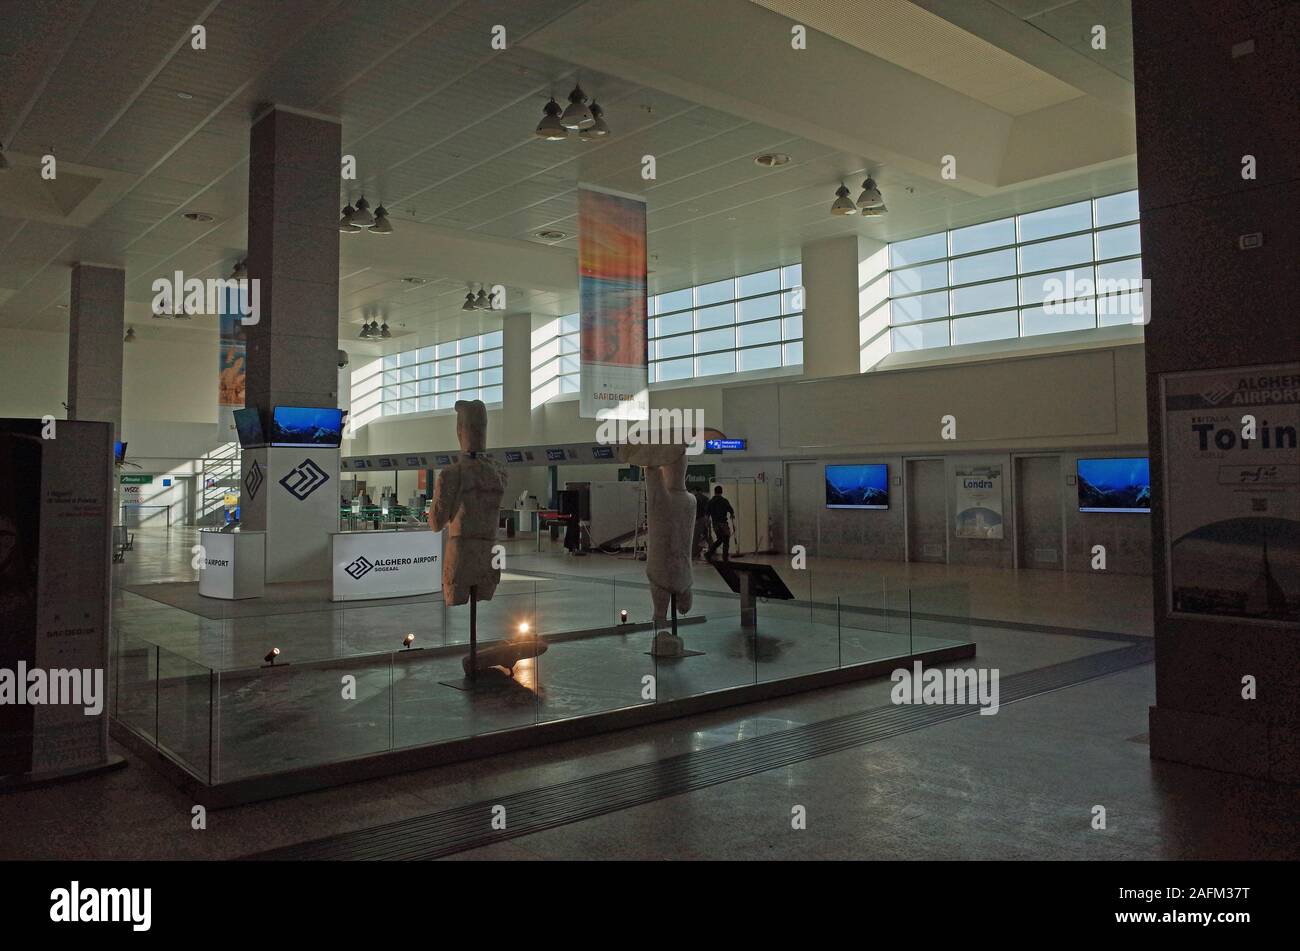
[197, 529, 266, 600]
[330, 528, 443, 602]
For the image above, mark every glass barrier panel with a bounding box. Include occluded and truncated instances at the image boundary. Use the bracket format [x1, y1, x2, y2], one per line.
[114, 634, 158, 742]
[155, 645, 213, 782]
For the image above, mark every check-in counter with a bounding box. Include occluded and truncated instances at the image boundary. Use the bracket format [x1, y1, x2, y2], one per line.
[331, 527, 443, 601]
[197, 529, 266, 600]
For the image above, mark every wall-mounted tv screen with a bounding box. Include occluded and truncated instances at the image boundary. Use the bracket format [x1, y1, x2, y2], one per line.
[1077, 457, 1151, 513]
[825, 464, 889, 509]
[113, 440, 127, 464]
[232, 407, 265, 447]
[269, 406, 343, 448]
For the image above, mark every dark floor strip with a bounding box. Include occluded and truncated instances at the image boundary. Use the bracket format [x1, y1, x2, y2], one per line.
[250, 641, 1153, 861]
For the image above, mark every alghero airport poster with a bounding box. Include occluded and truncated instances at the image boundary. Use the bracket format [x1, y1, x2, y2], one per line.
[1160, 364, 1299, 626]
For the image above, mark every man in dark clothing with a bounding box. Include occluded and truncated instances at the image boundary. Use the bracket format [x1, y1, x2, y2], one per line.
[705, 485, 735, 561]
[692, 489, 710, 561]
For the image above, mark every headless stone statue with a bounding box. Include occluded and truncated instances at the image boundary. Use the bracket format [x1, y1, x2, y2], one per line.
[429, 400, 508, 606]
[618, 442, 695, 655]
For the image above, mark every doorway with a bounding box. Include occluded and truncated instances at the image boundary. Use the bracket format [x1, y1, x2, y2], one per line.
[906, 458, 946, 563]
[1015, 455, 1064, 569]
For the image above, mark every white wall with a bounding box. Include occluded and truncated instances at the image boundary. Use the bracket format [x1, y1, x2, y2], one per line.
[0, 330, 68, 419]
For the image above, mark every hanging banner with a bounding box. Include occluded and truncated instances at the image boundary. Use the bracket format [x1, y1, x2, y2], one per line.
[578, 186, 649, 420]
[1160, 364, 1299, 626]
[953, 465, 1004, 539]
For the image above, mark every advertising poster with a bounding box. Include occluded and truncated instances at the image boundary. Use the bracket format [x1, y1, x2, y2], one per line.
[578, 186, 649, 420]
[219, 286, 246, 441]
[954, 465, 1004, 539]
[1160, 364, 1299, 626]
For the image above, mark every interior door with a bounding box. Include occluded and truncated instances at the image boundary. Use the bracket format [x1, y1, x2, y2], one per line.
[1016, 456, 1064, 569]
[906, 458, 947, 563]
[784, 461, 821, 557]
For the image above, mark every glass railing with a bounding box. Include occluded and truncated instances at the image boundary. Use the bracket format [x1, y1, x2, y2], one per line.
[110, 565, 973, 786]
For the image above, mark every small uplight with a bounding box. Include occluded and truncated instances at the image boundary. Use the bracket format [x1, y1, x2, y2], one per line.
[518, 621, 531, 637]
[619, 609, 628, 624]
[403, 633, 415, 649]
[264, 647, 281, 665]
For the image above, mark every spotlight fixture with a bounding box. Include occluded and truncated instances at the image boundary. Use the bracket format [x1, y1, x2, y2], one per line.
[535, 97, 567, 140]
[369, 204, 393, 234]
[830, 182, 857, 215]
[474, 288, 490, 310]
[264, 647, 281, 665]
[619, 609, 628, 624]
[584, 100, 610, 137]
[182, 211, 215, 222]
[534, 230, 567, 240]
[518, 621, 531, 636]
[462, 292, 477, 311]
[339, 204, 361, 233]
[403, 633, 415, 649]
[754, 152, 791, 167]
[230, 259, 248, 279]
[0, 142, 10, 172]
[352, 196, 375, 227]
[358, 322, 372, 339]
[856, 177, 884, 211]
[124, 327, 136, 343]
[560, 83, 594, 130]
[861, 204, 888, 218]
[379, 321, 391, 339]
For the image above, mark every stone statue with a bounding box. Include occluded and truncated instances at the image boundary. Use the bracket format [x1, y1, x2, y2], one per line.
[618, 442, 695, 656]
[429, 400, 508, 606]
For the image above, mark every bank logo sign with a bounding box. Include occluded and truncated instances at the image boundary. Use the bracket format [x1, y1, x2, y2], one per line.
[345, 556, 374, 579]
[280, 459, 329, 500]
[244, 459, 264, 499]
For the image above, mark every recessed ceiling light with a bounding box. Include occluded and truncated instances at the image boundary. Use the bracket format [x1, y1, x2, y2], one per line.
[401, 276, 429, 285]
[57, 304, 68, 309]
[535, 230, 567, 240]
[754, 153, 791, 167]
[176, 92, 194, 100]
[182, 211, 215, 222]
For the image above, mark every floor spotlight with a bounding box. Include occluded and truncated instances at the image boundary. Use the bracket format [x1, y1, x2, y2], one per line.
[264, 647, 281, 665]
[403, 633, 415, 649]
[518, 621, 531, 638]
[619, 609, 628, 624]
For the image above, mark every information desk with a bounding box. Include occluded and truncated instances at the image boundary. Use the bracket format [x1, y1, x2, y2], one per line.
[330, 527, 444, 602]
[197, 529, 266, 600]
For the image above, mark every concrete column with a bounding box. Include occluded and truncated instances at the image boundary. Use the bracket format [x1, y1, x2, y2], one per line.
[799, 234, 876, 380]
[500, 311, 533, 446]
[239, 106, 342, 583]
[1135, 1, 1300, 781]
[67, 264, 125, 438]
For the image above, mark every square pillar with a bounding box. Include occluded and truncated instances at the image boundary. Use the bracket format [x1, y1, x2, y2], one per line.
[68, 264, 125, 438]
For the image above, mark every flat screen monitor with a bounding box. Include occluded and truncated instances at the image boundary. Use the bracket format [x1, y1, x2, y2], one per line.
[269, 406, 343, 448]
[232, 408, 265, 447]
[825, 463, 889, 510]
[113, 440, 127, 464]
[1077, 457, 1151, 513]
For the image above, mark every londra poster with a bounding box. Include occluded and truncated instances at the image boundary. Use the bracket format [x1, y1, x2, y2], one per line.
[1160, 364, 1299, 626]
[578, 186, 649, 420]
[954, 465, 1004, 539]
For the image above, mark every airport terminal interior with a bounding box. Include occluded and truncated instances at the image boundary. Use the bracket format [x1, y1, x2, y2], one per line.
[1, 0, 1298, 863]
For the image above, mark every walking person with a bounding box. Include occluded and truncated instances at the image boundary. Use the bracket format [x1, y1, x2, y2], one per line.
[705, 485, 735, 562]
[692, 488, 710, 561]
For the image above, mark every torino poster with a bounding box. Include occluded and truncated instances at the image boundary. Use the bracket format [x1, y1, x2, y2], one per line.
[218, 285, 246, 409]
[578, 186, 649, 420]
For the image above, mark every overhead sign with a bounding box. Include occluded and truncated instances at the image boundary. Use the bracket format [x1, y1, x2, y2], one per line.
[119, 474, 153, 485]
[705, 438, 747, 452]
[578, 186, 649, 420]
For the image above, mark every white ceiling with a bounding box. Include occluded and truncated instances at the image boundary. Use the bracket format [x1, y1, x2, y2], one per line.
[0, 0, 1135, 347]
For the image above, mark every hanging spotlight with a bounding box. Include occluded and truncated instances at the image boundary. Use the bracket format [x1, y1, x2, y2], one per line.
[379, 321, 391, 339]
[352, 196, 376, 227]
[368, 320, 381, 337]
[340, 204, 361, 233]
[856, 177, 884, 210]
[585, 101, 610, 136]
[861, 203, 888, 218]
[124, 327, 136, 344]
[535, 98, 568, 140]
[474, 288, 490, 310]
[560, 84, 594, 130]
[359, 322, 372, 339]
[830, 183, 857, 215]
[369, 204, 393, 234]
[462, 291, 477, 311]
